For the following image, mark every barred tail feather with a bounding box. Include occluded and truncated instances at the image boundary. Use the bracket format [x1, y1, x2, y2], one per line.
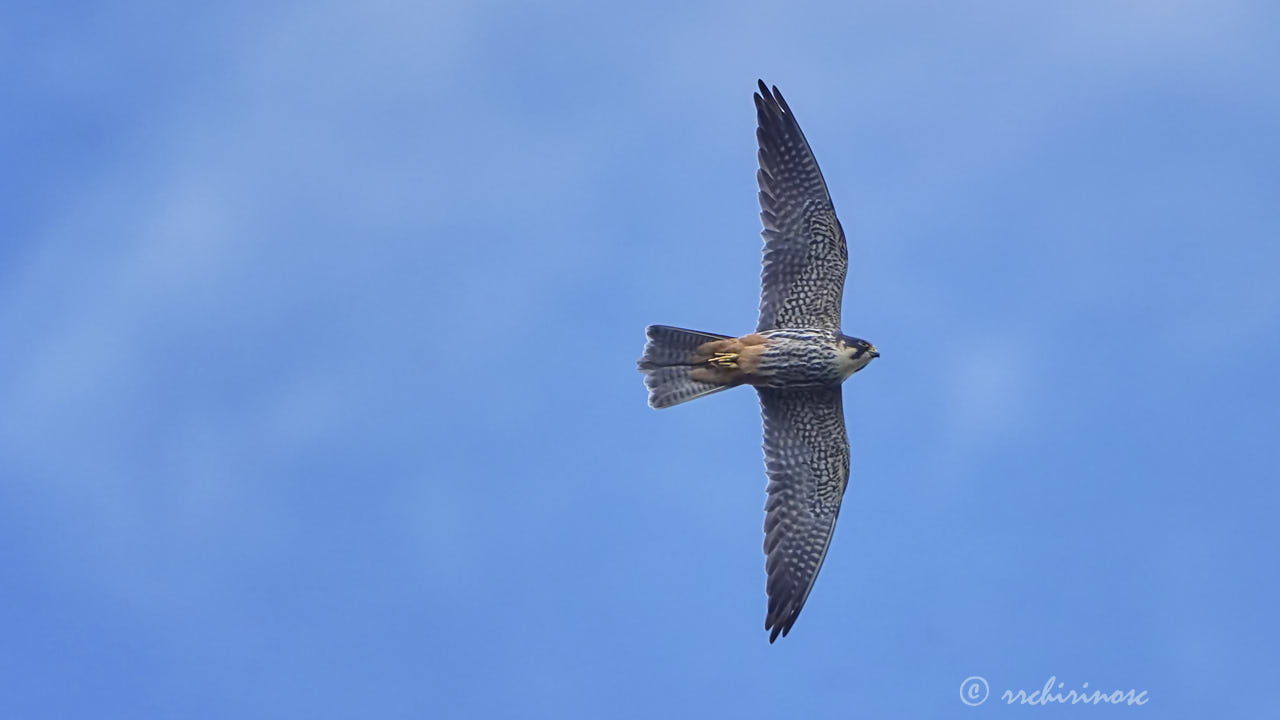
[637, 325, 734, 409]
[641, 366, 728, 409]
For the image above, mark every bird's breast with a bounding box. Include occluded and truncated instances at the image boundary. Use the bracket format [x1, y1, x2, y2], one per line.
[745, 331, 844, 388]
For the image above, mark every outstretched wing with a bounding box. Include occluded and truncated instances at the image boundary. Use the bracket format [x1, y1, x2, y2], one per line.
[754, 80, 848, 332]
[757, 386, 850, 642]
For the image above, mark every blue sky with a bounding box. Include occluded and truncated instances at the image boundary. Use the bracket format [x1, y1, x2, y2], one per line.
[3, 1, 1278, 717]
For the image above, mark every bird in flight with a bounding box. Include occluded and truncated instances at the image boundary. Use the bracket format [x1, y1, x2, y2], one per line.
[638, 80, 878, 643]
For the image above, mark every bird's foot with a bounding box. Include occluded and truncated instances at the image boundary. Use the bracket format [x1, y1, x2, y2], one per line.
[707, 352, 739, 369]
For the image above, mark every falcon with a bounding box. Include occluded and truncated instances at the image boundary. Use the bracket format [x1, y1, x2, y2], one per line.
[637, 80, 878, 643]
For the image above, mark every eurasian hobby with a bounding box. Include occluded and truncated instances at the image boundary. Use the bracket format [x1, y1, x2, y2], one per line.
[638, 80, 878, 643]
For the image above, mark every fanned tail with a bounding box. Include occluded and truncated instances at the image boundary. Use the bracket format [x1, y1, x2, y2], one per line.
[637, 325, 734, 408]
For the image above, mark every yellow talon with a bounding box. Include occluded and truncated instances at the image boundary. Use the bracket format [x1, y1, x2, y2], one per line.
[708, 352, 739, 369]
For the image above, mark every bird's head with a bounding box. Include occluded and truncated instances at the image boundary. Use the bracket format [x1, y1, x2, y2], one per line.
[838, 335, 879, 378]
